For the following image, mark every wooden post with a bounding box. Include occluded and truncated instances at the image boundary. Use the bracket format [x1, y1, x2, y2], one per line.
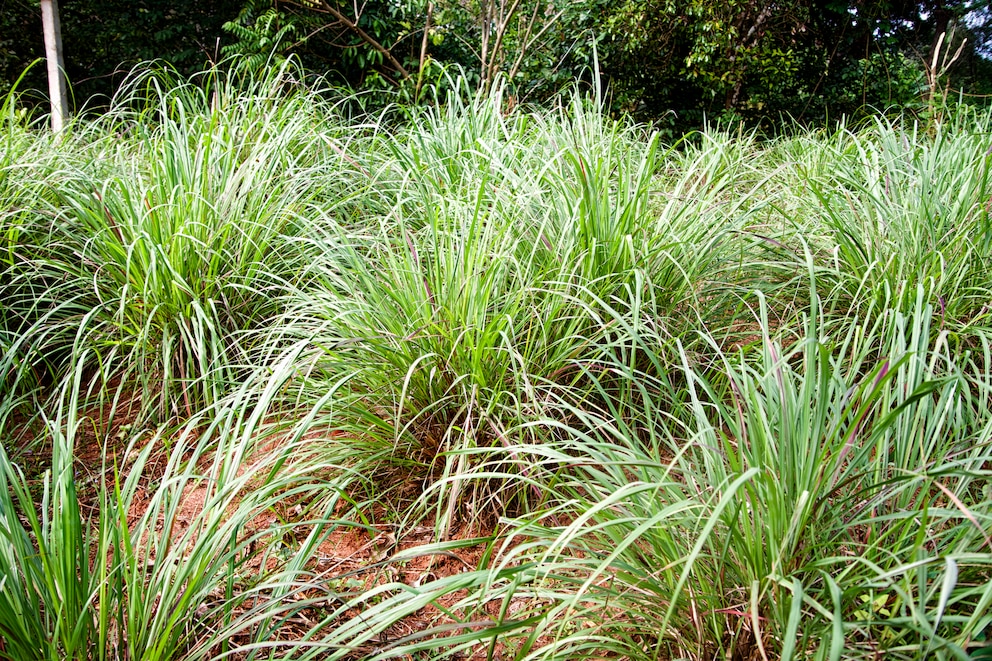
[40, 0, 68, 132]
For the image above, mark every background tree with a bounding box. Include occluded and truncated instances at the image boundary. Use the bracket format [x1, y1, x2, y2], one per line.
[1, 0, 991, 126]
[590, 0, 992, 129]
[221, 0, 569, 96]
[222, 0, 424, 90]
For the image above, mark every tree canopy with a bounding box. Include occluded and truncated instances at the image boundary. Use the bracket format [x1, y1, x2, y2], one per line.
[1, 0, 990, 127]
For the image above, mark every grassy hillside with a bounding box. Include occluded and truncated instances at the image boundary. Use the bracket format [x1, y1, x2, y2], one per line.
[1, 63, 990, 660]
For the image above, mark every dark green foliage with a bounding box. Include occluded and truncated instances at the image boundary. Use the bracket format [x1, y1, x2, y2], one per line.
[2, 0, 992, 128]
[215, 0, 992, 130]
[0, 0, 243, 109]
[222, 0, 428, 88]
[589, 0, 992, 130]
[0, 0, 45, 100]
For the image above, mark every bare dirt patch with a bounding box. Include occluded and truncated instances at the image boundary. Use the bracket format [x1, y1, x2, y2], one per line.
[4, 385, 544, 658]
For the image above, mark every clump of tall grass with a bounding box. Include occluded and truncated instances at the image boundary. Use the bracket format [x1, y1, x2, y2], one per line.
[0, 348, 504, 661]
[265, 81, 749, 534]
[1, 61, 347, 424]
[430, 281, 992, 660]
[794, 111, 992, 328]
[0, 80, 81, 402]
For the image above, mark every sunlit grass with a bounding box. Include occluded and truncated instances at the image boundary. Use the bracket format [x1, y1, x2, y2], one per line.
[1, 64, 990, 660]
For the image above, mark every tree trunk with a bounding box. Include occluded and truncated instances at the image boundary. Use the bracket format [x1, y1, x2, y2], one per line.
[41, 0, 68, 132]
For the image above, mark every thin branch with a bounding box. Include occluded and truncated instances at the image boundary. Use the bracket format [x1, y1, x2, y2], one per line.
[485, 0, 525, 88]
[288, 0, 411, 79]
[480, 0, 493, 82]
[288, 20, 347, 50]
[416, 2, 434, 98]
[507, 1, 541, 80]
[508, 4, 564, 80]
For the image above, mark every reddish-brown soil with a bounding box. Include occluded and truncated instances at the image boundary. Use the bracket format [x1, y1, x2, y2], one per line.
[6, 390, 529, 659]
